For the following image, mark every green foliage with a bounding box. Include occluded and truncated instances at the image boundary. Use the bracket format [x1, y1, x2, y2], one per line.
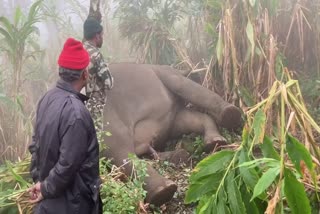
[0, 158, 33, 213]
[100, 154, 148, 214]
[226, 171, 246, 214]
[188, 150, 234, 183]
[191, 136, 205, 159]
[299, 75, 320, 123]
[251, 165, 279, 200]
[114, 0, 185, 65]
[238, 149, 260, 192]
[179, 135, 207, 161]
[186, 74, 319, 213]
[260, 136, 280, 160]
[203, 0, 320, 109]
[0, 154, 148, 214]
[284, 169, 311, 214]
[251, 109, 266, 147]
[286, 134, 314, 177]
[0, 0, 44, 161]
[0, 0, 43, 96]
[155, 160, 171, 176]
[185, 150, 236, 206]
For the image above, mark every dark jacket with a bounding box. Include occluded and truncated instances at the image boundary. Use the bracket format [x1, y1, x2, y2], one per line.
[29, 80, 101, 214]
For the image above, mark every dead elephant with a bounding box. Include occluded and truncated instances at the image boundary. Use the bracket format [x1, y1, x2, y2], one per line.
[102, 63, 242, 206]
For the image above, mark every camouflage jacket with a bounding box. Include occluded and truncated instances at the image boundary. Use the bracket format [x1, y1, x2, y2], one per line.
[83, 41, 114, 95]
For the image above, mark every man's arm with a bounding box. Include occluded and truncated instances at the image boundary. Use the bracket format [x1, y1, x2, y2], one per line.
[96, 52, 114, 90]
[29, 98, 43, 183]
[40, 119, 89, 198]
[29, 134, 39, 183]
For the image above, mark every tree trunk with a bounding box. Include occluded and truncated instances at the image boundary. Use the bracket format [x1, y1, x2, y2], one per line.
[88, 0, 101, 22]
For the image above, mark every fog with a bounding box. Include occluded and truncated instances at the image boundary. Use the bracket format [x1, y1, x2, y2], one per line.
[0, 0, 121, 48]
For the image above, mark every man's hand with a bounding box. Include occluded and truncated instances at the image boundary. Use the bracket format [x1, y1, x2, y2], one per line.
[28, 182, 43, 203]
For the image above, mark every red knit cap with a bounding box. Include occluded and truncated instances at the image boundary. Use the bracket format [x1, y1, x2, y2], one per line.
[58, 38, 90, 70]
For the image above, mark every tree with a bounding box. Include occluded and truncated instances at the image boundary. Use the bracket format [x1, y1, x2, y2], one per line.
[114, 0, 185, 65]
[0, 0, 43, 161]
[88, 0, 102, 21]
[0, 0, 43, 97]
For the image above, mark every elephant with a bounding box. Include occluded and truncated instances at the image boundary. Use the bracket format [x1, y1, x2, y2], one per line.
[101, 63, 242, 206]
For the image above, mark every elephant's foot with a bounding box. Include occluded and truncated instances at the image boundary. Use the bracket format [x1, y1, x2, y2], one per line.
[135, 143, 160, 160]
[204, 135, 227, 153]
[158, 149, 190, 165]
[149, 146, 160, 160]
[145, 180, 177, 206]
[216, 105, 242, 130]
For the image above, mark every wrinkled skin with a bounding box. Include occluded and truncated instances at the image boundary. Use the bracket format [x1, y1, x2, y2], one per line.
[102, 63, 242, 206]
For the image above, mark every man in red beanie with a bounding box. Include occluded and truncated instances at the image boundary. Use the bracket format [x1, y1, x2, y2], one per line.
[28, 38, 102, 214]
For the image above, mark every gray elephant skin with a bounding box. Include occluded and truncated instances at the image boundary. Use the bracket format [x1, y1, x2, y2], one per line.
[102, 63, 242, 206]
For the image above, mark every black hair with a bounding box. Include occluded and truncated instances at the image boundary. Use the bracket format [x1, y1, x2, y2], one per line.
[83, 18, 103, 40]
[58, 67, 84, 82]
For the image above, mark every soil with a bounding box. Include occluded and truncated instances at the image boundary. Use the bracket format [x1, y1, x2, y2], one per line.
[149, 160, 196, 214]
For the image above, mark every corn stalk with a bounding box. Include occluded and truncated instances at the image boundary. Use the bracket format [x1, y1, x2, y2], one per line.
[186, 70, 320, 213]
[0, 0, 43, 97]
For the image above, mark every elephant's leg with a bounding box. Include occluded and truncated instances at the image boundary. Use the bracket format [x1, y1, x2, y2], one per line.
[134, 120, 164, 159]
[103, 117, 176, 205]
[170, 109, 227, 152]
[154, 66, 242, 130]
[158, 149, 190, 165]
[144, 166, 177, 205]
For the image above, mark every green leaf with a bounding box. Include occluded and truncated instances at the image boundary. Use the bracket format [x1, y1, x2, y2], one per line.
[28, 0, 43, 21]
[246, 19, 255, 59]
[241, 126, 250, 147]
[0, 17, 14, 36]
[284, 169, 311, 214]
[217, 188, 230, 214]
[0, 27, 14, 50]
[252, 166, 280, 200]
[5, 161, 29, 188]
[197, 195, 216, 214]
[239, 86, 255, 107]
[252, 109, 266, 144]
[185, 172, 224, 204]
[239, 150, 260, 191]
[260, 136, 280, 160]
[105, 132, 112, 137]
[249, 0, 256, 7]
[205, 23, 215, 36]
[207, 0, 222, 9]
[226, 172, 246, 214]
[267, 0, 280, 16]
[238, 158, 279, 169]
[27, 38, 41, 51]
[240, 185, 262, 214]
[286, 134, 313, 176]
[14, 6, 23, 27]
[255, 46, 262, 56]
[190, 150, 234, 180]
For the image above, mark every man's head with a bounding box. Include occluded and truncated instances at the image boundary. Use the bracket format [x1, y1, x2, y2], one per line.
[83, 18, 103, 48]
[58, 38, 90, 90]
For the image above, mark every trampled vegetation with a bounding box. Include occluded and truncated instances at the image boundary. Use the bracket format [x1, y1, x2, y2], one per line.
[1, 0, 320, 213]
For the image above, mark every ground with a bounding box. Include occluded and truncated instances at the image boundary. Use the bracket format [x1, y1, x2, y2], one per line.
[147, 132, 241, 214]
[150, 159, 196, 214]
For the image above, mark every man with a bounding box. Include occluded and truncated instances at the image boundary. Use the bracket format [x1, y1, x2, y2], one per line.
[28, 38, 101, 214]
[83, 18, 113, 133]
